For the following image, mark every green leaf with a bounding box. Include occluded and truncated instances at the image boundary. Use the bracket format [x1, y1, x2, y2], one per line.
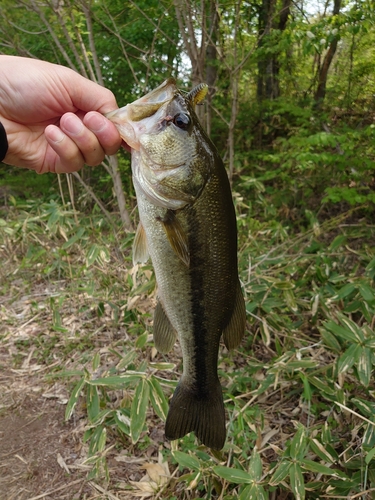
[136, 330, 148, 348]
[148, 376, 169, 421]
[365, 257, 375, 279]
[300, 374, 312, 402]
[87, 384, 100, 423]
[239, 485, 252, 500]
[173, 451, 201, 471]
[337, 343, 362, 374]
[213, 465, 252, 484]
[289, 463, 305, 500]
[307, 376, 336, 396]
[65, 377, 86, 420]
[358, 283, 375, 302]
[351, 398, 375, 417]
[97, 426, 107, 452]
[61, 227, 85, 249]
[301, 459, 341, 476]
[269, 461, 291, 485]
[356, 347, 372, 387]
[117, 350, 137, 369]
[239, 483, 268, 500]
[148, 362, 176, 370]
[86, 243, 100, 267]
[338, 315, 365, 343]
[284, 360, 318, 371]
[88, 373, 143, 387]
[248, 449, 263, 481]
[283, 289, 298, 312]
[365, 448, 375, 465]
[324, 320, 358, 343]
[363, 423, 375, 451]
[87, 425, 107, 455]
[310, 438, 338, 463]
[329, 235, 347, 251]
[114, 409, 131, 436]
[319, 328, 342, 352]
[92, 352, 101, 371]
[130, 378, 150, 444]
[290, 426, 307, 460]
[274, 280, 295, 290]
[335, 283, 356, 300]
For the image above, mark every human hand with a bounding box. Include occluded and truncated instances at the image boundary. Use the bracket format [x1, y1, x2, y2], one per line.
[0, 55, 123, 174]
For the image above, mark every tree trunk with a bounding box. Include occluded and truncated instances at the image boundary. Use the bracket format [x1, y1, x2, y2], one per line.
[205, 0, 219, 137]
[257, 0, 291, 101]
[106, 156, 133, 230]
[314, 0, 342, 107]
[257, 0, 276, 101]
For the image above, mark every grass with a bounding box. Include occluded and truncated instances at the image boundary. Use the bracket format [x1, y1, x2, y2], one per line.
[1, 194, 375, 499]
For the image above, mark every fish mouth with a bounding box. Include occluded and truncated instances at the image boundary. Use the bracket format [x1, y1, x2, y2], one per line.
[106, 78, 177, 150]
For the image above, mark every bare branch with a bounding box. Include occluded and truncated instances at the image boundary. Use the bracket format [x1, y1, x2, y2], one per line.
[72, 171, 115, 228]
[81, 0, 103, 85]
[129, 0, 177, 46]
[45, 0, 89, 77]
[28, 0, 77, 71]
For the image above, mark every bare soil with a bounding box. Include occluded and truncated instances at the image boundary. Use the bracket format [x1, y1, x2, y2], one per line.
[0, 343, 90, 500]
[0, 284, 160, 500]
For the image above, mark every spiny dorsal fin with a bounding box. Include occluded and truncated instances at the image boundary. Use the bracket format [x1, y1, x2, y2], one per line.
[153, 301, 177, 353]
[222, 280, 246, 350]
[159, 209, 190, 267]
[133, 222, 149, 266]
[186, 83, 208, 108]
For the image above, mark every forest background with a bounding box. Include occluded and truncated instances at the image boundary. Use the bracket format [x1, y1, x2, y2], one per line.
[1, 0, 375, 499]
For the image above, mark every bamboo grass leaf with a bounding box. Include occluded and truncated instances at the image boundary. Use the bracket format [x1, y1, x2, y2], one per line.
[173, 451, 201, 471]
[130, 378, 150, 444]
[213, 465, 252, 484]
[290, 462, 305, 500]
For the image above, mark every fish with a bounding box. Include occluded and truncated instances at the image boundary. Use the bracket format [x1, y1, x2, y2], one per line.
[106, 78, 246, 450]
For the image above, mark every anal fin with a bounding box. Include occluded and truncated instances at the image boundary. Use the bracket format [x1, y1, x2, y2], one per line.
[222, 280, 246, 350]
[153, 301, 177, 353]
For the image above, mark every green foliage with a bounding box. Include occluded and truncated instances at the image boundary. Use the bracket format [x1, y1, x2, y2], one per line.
[2, 189, 375, 498]
[2, 0, 375, 497]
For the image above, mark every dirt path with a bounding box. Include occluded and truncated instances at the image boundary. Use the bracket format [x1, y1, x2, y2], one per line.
[0, 284, 167, 500]
[0, 343, 90, 500]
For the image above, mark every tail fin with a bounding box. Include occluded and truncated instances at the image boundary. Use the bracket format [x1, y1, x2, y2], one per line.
[165, 380, 226, 450]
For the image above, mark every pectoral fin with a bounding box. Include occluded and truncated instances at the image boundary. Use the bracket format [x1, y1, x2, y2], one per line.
[153, 300, 177, 353]
[133, 222, 149, 265]
[159, 209, 190, 267]
[222, 281, 246, 350]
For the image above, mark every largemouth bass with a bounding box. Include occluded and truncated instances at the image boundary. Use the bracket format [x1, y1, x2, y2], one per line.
[107, 79, 246, 450]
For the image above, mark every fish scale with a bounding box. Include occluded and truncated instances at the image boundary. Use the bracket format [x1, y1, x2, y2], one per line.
[107, 79, 246, 450]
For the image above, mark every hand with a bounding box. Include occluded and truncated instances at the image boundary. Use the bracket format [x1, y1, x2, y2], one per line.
[0, 55, 123, 174]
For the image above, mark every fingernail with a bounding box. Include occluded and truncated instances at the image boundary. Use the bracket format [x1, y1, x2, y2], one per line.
[63, 116, 84, 136]
[86, 113, 106, 133]
[48, 127, 65, 144]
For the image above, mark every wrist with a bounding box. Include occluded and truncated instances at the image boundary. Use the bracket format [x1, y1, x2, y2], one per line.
[0, 121, 8, 162]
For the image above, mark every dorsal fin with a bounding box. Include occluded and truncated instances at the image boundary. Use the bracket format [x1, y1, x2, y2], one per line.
[186, 83, 208, 108]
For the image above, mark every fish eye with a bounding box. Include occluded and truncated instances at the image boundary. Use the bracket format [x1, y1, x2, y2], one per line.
[173, 113, 190, 130]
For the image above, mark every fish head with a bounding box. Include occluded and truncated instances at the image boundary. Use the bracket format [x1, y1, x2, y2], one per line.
[107, 79, 213, 209]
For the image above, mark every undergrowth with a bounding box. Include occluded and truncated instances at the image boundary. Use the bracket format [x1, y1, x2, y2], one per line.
[1, 195, 375, 499]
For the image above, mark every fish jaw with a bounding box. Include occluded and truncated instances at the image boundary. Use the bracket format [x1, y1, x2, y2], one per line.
[106, 78, 177, 150]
